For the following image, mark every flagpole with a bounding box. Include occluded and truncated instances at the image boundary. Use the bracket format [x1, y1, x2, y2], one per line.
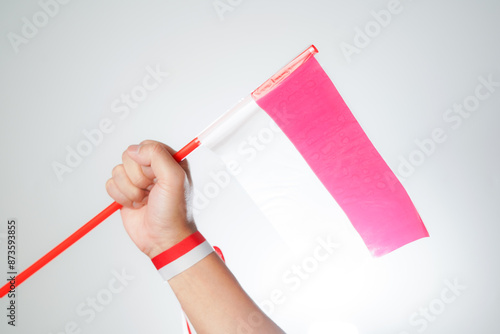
[0, 138, 201, 298]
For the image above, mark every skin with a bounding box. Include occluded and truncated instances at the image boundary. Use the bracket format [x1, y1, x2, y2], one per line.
[106, 140, 285, 334]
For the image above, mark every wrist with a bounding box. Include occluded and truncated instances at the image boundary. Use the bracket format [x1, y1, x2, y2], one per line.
[151, 230, 214, 281]
[147, 223, 198, 259]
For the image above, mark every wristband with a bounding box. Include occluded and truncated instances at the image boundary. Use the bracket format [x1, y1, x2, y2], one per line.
[151, 231, 213, 281]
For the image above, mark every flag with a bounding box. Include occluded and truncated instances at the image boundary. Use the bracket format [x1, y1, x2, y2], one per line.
[196, 45, 429, 257]
[0, 45, 430, 299]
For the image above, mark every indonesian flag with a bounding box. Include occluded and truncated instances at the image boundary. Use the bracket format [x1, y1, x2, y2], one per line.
[0, 46, 429, 307]
[195, 45, 429, 257]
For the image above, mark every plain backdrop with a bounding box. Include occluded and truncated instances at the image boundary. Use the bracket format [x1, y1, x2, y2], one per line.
[1, 1, 499, 333]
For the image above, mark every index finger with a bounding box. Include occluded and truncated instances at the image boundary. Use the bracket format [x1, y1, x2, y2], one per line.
[126, 142, 187, 186]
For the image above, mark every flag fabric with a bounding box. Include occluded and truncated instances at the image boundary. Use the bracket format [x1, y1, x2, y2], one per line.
[198, 45, 428, 257]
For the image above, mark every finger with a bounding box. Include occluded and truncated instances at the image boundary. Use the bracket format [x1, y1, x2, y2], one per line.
[111, 164, 149, 204]
[106, 178, 133, 207]
[138, 140, 181, 163]
[126, 142, 186, 187]
[122, 150, 154, 189]
[137, 140, 163, 179]
[139, 140, 192, 178]
[139, 139, 160, 146]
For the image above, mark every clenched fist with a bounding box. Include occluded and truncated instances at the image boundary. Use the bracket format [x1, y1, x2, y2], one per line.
[106, 140, 197, 258]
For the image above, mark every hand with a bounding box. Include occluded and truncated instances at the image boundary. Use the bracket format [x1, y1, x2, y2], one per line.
[106, 140, 197, 258]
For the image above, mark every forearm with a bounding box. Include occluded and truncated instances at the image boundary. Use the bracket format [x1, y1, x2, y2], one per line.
[168, 252, 285, 334]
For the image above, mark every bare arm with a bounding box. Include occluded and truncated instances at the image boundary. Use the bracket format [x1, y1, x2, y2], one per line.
[106, 140, 284, 334]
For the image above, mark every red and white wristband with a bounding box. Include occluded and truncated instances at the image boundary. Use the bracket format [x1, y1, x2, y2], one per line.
[151, 231, 214, 281]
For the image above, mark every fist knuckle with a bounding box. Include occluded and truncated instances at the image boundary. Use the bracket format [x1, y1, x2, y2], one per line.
[112, 164, 124, 178]
[131, 173, 150, 189]
[140, 139, 156, 146]
[105, 179, 114, 192]
[130, 188, 144, 202]
[150, 142, 165, 154]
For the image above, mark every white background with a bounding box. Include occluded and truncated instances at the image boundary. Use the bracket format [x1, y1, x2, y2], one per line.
[1, 0, 499, 333]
